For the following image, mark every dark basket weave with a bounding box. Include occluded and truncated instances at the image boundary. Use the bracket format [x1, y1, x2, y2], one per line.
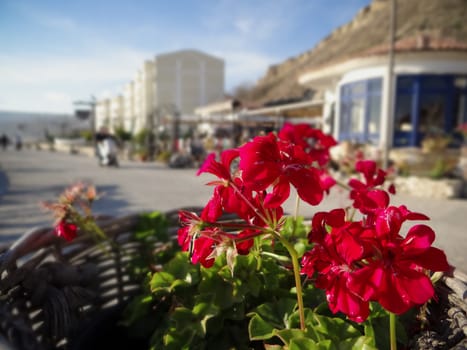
[0, 209, 188, 350]
[1, 209, 466, 350]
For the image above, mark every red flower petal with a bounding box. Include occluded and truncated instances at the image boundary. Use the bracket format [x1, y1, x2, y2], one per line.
[239, 134, 281, 190]
[402, 224, 436, 252]
[191, 236, 216, 268]
[264, 177, 290, 208]
[288, 167, 323, 205]
[410, 247, 450, 272]
[55, 221, 77, 241]
[334, 226, 364, 265]
[349, 264, 384, 301]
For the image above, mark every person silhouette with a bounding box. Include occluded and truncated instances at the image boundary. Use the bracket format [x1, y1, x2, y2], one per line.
[0, 134, 10, 150]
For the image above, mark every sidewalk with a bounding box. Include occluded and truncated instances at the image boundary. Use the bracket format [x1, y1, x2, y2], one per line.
[0, 148, 466, 271]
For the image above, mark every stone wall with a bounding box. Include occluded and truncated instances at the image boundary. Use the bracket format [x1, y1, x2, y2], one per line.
[390, 147, 460, 178]
[394, 176, 464, 199]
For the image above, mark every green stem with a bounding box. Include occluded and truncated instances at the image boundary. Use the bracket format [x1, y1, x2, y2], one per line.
[389, 312, 397, 350]
[276, 233, 306, 330]
[335, 179, 352, 191]
[294, 194, 300, 221]
[261, 251, 291, 263]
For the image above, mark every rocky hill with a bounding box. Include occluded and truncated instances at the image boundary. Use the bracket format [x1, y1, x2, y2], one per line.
[240, 0, 467, 106]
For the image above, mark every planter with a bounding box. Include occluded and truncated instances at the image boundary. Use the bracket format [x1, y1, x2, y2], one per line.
[390, 147, 461, 178]
[1, 209, 466, 349]
[0, 209, 190, 350]
[393, 176, 464, 199]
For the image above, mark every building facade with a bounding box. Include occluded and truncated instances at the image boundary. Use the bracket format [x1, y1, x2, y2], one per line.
[95, 99, 110, 131]
[95, 49, 225, 136]
[298, 35, 467, 150]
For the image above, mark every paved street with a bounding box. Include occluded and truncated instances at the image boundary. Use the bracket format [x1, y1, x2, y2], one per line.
[0, 148, 466, 271]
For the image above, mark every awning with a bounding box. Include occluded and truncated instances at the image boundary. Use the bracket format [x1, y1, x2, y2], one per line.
[240, 99, 324, 119]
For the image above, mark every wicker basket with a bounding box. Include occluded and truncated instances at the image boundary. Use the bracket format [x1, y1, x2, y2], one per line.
[1, 209, 466, 350]
[0, 209, 188, 350]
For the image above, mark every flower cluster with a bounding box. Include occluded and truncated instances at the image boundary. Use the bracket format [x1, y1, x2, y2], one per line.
[42, 182, 102, 241]
[301, 160, 449, 322]
[178, 122, 450, 325]
[178, 123, 335, 268]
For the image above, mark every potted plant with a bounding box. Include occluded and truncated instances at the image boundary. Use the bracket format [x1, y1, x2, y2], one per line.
[1, 124, 465, 350]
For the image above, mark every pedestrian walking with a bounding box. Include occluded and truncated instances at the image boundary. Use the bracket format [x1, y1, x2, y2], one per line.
[0, 134, 10, 150]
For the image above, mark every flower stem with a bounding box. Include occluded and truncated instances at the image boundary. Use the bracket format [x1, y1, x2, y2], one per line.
[389, 312, 397, 350]
[276, 234, 306, 330]
[294, 194, 300, 220]
[335, 179, 352, 191]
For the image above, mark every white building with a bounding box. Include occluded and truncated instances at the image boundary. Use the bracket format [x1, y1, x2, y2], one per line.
[153, 50, 224, 115]
[109, 95, 123, 131]
[122, 81, 135, 132]
[298, 34, 467, 150]
[96, 49, 225, 135]
[95, 99, 110, 131]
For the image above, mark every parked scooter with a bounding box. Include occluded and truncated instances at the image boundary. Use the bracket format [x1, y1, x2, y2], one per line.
[97, 136, 119, 167]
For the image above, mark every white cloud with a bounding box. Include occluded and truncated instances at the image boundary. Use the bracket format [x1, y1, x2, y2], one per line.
[234, 19, 253, 35]
[0, 48, 150, 85]
[16, 3, 78, 32]
[220, 50, 279, 90]
[200, 1, 287, 41]
[36, 14, 76, 31]
[0, 45, 153, 113]
[1, 0, 318, 113]
[43, 91, 71, 104]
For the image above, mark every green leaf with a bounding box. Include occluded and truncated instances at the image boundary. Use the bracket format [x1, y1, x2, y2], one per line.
[312, 314, 361, 342]
[248, 298, 297, 329]
[150, 252, 200, 296]
[275, 328, 311, 345]
[165, 252, 200, 282]
[259, 258, 292, 292]
[289, 337, 322, 350]
[120, 294, 153, 326]
[135, 211, 169, 241]
[281, 216, 309, 240]
[170, 307, 204, 337]
[150, 271, 175, 291]
[198, 271, 236, 310]
[248, 314, 276, 340]
[338, 336, 378, 350]
[192, 301, 220, 334]
[293, 241, 307, 257]
[363, 319, 376, 347]
[163, 330, 194, 350]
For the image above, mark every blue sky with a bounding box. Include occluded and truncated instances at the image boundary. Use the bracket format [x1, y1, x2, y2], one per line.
[0, 0, 371, 114]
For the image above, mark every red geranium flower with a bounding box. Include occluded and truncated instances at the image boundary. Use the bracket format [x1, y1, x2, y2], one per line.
[301, 221, 370, 322]
[278, 123, 337, 166]
[238, 133, 326, 207]
[348, 160, 392, 215]
[55, 220, 78, 241]
[197, 150, 250, 221]
[344, 205, 449, 315]
[178, 210, 259, 268]
[348, 223, 450, 315]
[190, 234, 217, 268]
[178, 210, 222, 268]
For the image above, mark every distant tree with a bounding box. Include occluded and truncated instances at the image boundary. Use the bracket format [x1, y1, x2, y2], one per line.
[114, 124, 133, 142]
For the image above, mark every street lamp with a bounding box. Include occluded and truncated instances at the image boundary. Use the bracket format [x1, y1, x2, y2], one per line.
[382, 0, 397, 169]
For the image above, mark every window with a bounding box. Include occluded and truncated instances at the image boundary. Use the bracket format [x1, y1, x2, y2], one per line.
[417, 93, 445, 134]
[394, 74, 467, 147]
[339, 78, 382, 143]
